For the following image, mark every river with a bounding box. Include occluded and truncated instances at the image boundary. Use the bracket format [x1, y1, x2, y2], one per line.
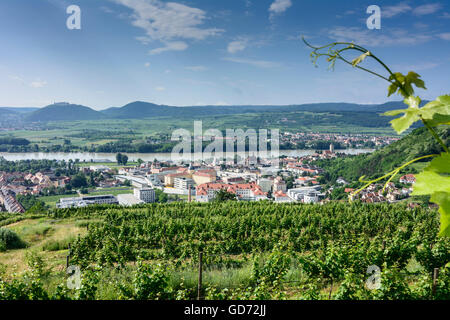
[0, 149, 374, 163]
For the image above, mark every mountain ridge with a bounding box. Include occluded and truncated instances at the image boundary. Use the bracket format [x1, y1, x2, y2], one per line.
[18, 100, 420, 122]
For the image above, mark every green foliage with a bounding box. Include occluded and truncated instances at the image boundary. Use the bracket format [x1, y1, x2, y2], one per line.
[116, 153, 128, 166]
[251, 247, 291, 287]
[370, 266, 412, 300]
[0, 228, 27, 251]
[71, 173, 88, 189]
[120, 260, 170, 300]
[77, 268, 100, 300]
[0, 202, 448, 300]
[213, 189, 237, 202]
[305, 39, 450, 236]
[42, 236, 75, 251]
[315, 127, 449, 183]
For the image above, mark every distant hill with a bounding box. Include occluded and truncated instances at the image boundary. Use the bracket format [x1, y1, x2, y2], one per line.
[101, 101, 175, 118]
[25, 103, 105, 122]
[100, 100, 410, 119]
[19, 100, 419, 122]
[0, 108, 18, 115]
[0, 107, 39, 114]
[317, 126, 450, 183]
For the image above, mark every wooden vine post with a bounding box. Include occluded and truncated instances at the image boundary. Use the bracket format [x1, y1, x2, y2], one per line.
[197, 251, 203, 300]
[432, 268, 439, 297]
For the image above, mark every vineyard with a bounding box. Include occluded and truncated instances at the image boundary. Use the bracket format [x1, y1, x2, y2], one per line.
[0, 201, 449, 300]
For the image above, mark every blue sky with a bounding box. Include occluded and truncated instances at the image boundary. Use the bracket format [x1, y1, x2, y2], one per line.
[1, 0, 449, 109]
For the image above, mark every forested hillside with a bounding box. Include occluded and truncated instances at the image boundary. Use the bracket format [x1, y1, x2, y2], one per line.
[316, 126, 450, 183]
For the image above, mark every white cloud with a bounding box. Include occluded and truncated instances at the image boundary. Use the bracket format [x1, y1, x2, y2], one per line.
[100, 6, 114, 14]
[185, 66, 208, 72]
[155, 86, 165, 91]
[441, 12, 450, 19]
[394, 62, 439, 72]
[144, 62, 151, 67]
[227, 39, 248, 54]
[9, 75, 25, 85]
[223, 57, 280, 68]
[30, 79, 47, 88]
[439, 33, 450, 40]
[328, 27, 432, 47]
[413, 3, 442, 16]
[382, 2, 412, 18]
[112, 0, 224, 52]
[149, 41, 188, 55]
[269, 0, 292, 15]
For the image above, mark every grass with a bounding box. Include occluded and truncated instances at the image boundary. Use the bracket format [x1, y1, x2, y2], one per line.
[0, 218, 86, 274]
[39, 194, 77, 208]
[42, 235, 76, 251]
[75, 162, 139, 168]
[83, 187, 133, 196]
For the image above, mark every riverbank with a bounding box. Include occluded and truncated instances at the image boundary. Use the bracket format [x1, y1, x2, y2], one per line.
[0, 149, 374, 163]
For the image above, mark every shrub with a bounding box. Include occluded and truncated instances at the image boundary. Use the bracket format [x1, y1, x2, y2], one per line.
[0, 228, 26, 251]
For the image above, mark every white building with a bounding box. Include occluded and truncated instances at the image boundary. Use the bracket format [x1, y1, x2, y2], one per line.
[56, 195, 118, 208]
[117, 194, 144, 206]
[134, 188, 156, 203]
[287, 186, 321, 203]
[257, 178, 273, 193]
[89, 165, 111, 173]
[174, 177, 195, 190]
[273, 190, 292, 203]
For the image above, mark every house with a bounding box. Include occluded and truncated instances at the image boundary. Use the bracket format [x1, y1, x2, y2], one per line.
[196, 182, 268, 202]
[192, 170, 217, 185]
[273, 190, 292, 203]
[336, 177, 349, 185]
[0, 187, 25, 213]
[273, 177, 287, 192]
[164, 173, 191, 186]
[399, 174, 416, 184]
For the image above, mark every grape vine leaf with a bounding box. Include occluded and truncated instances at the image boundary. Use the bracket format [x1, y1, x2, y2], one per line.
[412, 153, 450, 195]
[383, 95, 450, 133]
[427, 113, 450, 127]
[387, 72, 426, 98]
[384, 107, 420, 134]
[412, 153, 450, 237]
[420, 95, 450, 121]
[404, 71, 426, 95]
[430, 192, 450, 237]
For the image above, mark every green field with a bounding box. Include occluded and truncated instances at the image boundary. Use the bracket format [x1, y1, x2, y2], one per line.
[0, 111, 399, 153]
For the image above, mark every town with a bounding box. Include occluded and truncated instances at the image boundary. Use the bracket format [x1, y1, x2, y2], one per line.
[0, 139, 418, 214]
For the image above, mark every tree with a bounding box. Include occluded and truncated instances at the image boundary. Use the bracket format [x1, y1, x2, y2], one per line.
[155, 189, 168, 203]
[71, 173, 88, 188]
[214, 189, 237, 202]
[116, 153, 128, 166]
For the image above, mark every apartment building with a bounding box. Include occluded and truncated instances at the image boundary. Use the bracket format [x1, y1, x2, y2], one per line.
[134, 187, 156, 203]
